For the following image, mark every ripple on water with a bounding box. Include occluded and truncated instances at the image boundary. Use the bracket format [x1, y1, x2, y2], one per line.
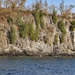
[0, 57, 75, 75]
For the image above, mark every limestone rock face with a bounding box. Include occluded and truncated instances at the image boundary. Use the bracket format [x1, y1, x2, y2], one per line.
[0, 14, 75, 56]
[0, 23, 7, 48]
[0, 32, 7, 48]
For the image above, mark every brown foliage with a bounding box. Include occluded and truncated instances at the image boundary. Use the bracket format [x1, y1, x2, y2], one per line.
[44, 11, 48, 16]
[47, 26, 54, 33]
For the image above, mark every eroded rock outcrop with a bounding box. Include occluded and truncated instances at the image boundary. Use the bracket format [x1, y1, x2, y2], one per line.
[0, 14, 75, 56]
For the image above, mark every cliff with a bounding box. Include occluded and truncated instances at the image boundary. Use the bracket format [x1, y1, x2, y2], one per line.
[0, 12, 75, 56]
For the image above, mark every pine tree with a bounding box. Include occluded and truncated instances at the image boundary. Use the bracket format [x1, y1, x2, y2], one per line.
[29, 24, 34, 40]
[52, 8, 57, 24]
[10, 26, 16, 44]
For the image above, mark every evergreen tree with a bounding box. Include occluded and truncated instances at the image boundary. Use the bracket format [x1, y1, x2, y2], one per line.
[39, 10, 45, 29]
[19, 23, 28, 39]
[16, 10, 23, 26]
[52, 8, 57, 24]
[10, 26, 16, 44]
[29, 24, 34, 40]
[70, 20, 75, 31]
[58, 20, 66, 34]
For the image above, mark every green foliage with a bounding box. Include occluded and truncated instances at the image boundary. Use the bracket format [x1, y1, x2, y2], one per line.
[53, 34, 58, 45]
[71, 20, 75, 27]
[58, 20, 66, 34]
[16, 17, 23, 26]
[7, 17, 12, 23]
[34, 27, 39, 42]
[33, 8, 40, 42]
[44, 38, 48, 44]
[39, 10, 44, 17]
[34, 10, 40, 27]
[52, 8, 57, 24]
[19, 23, 28, 38]
[70, 20, 75, 31]
[39, 10, 45, 29]
[70, 25, 74, 31]
[29, 24, 34, 40]
[60, 33, 65, 44]
[58, 20, 66, 44]
[10, 26, 16, 44]
[16, 11, 23, 26]
[35, 3, 40, 11]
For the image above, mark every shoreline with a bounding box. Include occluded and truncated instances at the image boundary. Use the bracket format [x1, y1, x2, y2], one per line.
[0, 53, 75, 57]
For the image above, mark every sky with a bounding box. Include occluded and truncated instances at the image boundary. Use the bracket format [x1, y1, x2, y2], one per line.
[26, 0, 75, 13]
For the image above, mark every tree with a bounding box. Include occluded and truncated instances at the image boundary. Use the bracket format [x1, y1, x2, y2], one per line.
[0, 0, 2, 7]
[29, 24, 34, 40]
[31, 2, 35, 10]
[19, 0, 27, 10]
[63, 5, 74, 18]
[0, 1, 1, 7]
[4, 0, 12, 8]
[16, 10, 23, 26]
[58, 20, 66, 34]
[52, 8, 57, 24]
[19, 23, 28, 38]
[70, 20, 75, 31]
[39, 10, 45, 29]
[11, 1, 17, 11]
[59, 0, 64, 15]
[58, 20, 66, 44]
[53, 34, 58, 45]
[59, 0, 74, 18]
[10, 26, 16, 44]
[44, 0, 48, 12]
[39, 0, 43, 10]
[48, 5, 55, 14]
[35, 3, 40, 11]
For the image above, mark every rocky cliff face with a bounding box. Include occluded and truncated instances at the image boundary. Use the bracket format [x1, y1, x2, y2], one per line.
[0, 14, 75, 56]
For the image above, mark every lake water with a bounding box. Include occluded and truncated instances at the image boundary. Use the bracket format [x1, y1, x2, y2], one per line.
[0, 57, 75, 75]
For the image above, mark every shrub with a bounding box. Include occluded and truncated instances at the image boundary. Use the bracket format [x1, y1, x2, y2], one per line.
[58, 20, 66, 44]
[35, 3, 40, 11]
[33, 9, 40, 42]
[44, 38, 48, 44]
[16, 11, 23, 26]
[60, 33, 65, 44]
[10, 26, 16, 44]
[58, 20, 66, 34]
[34, 27, 39, 42]
[39, 10, 44, 17]
[53, 34, 58, 45]
[70, 25, 74, 31]
[44, 11, 48, 16]
[71, 20, 75, 27]
[19, 23, 28, 39]
[39, 10, 45, 29]
[52, 8, 57, 24]
[7, 17, 12, 23]
[29, 24, 34, 40]
[70, 20, 75, 31]
[16, 17, 23, 26]
[34, 10, 40, 27]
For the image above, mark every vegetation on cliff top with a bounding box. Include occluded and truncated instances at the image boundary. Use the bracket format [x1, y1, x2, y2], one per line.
[52, 8, 57, 24]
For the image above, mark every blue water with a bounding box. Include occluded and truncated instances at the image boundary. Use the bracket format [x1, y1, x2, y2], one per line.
[0, 57, 75, 75]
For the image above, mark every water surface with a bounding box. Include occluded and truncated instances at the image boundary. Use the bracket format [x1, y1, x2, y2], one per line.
[0, 57, 75, 75]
